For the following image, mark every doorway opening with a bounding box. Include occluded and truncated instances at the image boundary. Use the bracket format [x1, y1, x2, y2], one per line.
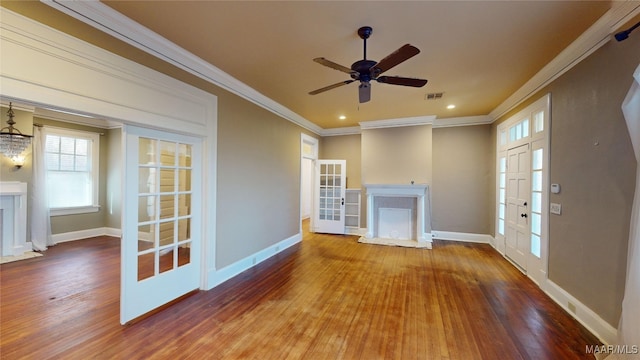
[300, 134, 318, 234]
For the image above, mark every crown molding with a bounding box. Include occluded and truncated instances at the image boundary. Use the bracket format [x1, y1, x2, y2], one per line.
[0, 100, 34, 113]
[433, 115, 494, 128]
[490, 1, 640, 120]
[359, 115, 436, 130]
[319, 126, 361, 137]
[319, 114, 493, 136]
[40, 0, 640, 133]
[42, 0, 323, 136]
[33, 107, 121, 129]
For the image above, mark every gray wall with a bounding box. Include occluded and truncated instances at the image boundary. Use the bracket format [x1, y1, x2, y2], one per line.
[319, 125, 493, 234]
[361, 125, 432, 185]
[105, 127, 122, 229]
[216, 90, 308, 268]
[320, 134, 362, 190]
[432, 125, 493, 234]
[494, 35, 639, 326]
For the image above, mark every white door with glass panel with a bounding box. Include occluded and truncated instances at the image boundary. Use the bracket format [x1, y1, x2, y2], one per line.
[121, 125, 201, 324]
[314, 160, 346, 234]
[506, 144, 530, 269]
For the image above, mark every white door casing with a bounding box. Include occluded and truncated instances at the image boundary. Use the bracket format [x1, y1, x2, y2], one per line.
[314, 160, 346, 234]
[497, 93, 550, 283]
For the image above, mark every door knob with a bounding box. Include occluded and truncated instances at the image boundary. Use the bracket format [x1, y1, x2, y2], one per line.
[521, 213, 528, 218]
[341, 198, 345, 205]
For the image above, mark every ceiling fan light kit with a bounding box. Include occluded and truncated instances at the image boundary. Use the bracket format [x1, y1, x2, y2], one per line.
[310, 26, 428, 103]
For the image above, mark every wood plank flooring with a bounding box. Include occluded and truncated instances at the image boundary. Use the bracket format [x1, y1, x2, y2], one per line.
[1, 222, 601, 359]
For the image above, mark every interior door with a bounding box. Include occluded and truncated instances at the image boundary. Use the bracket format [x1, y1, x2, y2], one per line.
[314, 160, 346, 234]
[506, 144, 530, 270]
[121, 125, 201, 324]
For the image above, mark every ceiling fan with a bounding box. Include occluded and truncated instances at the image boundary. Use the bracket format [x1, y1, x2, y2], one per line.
[309, 26, 428, 103]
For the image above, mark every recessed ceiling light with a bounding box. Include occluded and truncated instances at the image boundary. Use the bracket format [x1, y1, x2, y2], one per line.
[339, 115, 346, 120]
[447, 104, 456, 109]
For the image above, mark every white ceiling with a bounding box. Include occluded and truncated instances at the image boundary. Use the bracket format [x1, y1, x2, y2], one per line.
[37, 1, 624, 129]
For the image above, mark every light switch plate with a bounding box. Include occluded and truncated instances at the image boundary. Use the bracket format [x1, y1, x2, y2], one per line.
[550, 203, 562, 215]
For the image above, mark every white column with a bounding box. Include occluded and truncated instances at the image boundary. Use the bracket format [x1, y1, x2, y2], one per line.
[365, 192, 374, 239]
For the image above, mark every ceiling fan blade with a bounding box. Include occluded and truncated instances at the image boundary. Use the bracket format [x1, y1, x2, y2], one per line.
[309, 80, 355, 95]
[359, 82, 371, 103]
[372, 44, 420, 75]
[377, 76, 428, 87]
[313, 57, 356, 75]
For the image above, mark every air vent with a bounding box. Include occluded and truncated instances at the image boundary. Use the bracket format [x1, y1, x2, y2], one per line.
[425, 92, 444, 100]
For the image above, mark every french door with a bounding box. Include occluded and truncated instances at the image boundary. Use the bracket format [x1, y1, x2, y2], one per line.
[121, 125, 202, 324]
[314, 160, 346, 234]
[505, 143, 530, 269]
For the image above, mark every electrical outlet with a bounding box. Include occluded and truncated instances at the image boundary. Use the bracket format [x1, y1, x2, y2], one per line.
[550, 203, 562, 215]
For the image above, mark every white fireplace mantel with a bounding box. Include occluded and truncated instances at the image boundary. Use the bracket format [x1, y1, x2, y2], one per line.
[365, 183, 429, 197]
[363, 183, 432, 249]
[0, 182, 31, 256]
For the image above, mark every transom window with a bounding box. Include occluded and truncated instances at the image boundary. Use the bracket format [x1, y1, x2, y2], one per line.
[509, 118, 529, 142]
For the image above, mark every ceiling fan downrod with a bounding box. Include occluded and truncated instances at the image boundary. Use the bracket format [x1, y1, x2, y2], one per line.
[358, 26, 373, 60]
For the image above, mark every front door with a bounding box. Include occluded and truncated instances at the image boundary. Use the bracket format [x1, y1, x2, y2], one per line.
[121, 125, 202, 324]
[314, 160, 346, 234]
[506, 144, 530, 270]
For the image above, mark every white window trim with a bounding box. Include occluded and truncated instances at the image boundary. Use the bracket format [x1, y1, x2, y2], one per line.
[43, 126, 101, 216]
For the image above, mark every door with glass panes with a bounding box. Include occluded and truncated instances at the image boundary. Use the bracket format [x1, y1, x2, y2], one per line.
[314, 160, 346, 234]
[121, 125, 201, 324]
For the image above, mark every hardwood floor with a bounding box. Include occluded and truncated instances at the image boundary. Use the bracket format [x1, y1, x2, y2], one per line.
[1, 222, 600, 359]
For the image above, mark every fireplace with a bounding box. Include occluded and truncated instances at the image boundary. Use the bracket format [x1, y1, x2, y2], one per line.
[361, 184, 432, 249]
[0, 182, 30, 256]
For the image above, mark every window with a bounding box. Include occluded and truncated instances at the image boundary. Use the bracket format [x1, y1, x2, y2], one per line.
[509, 118, 529, 142]
[497, 155, 507, 236]
[44, 128, 100, 215]
[530, 148, 543, 258]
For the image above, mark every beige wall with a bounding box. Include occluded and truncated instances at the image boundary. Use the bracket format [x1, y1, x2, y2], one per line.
[494, 35, 639, 326]
[105, 128, 121, 229]
[320, 125, 494, 233]
[216, 90, 307, 268]
[319, 134, 362, 189]
[432, 125, 493, 234]
[361, 125, 432, 185]
[3, 1, 315, 271]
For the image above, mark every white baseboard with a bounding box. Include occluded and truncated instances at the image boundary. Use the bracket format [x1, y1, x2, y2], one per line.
[51, 227, 121, 243]
[545, 279, 617, 345]
[206, 232, 302, 290]
[432, 230, 493, 244]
